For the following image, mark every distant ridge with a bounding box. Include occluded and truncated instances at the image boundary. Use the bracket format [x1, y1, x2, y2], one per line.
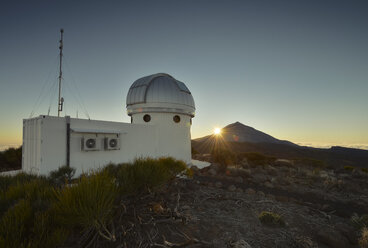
[194, 122, 296, 146]
[192, 122, 368, 168]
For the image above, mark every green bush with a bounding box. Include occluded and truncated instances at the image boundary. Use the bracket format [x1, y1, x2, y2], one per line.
[0, 157, 187, 247]
[0, 177, 53, 216]
[0, 146, 22, 172]
[241, 152, 276, 166]
[49, 165, 76, 185]
[294, 158, 326, 169]
[211, 149, 236, 168]
[344, 165, 355, 172]
[108, 157, 187, 194]
[53, 170, 118, 241]
[0, 173, 41, 193]
[258, 211, 285, 227]
[0, 199, 33, 248]
[0, 174, 66, 248]
[361, 168, 368, 174]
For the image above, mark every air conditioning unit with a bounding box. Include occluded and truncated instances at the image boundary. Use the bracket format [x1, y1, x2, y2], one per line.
[104, 137, 120, 150]
[81, 137, 100, 151]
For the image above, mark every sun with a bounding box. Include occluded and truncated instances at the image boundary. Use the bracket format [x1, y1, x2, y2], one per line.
[214, 127, 221, 135]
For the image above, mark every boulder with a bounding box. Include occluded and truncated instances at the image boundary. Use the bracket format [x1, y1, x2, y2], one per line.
[317, 228, 350, 248]
[215, 182, 223, 188]
[264, 181, 274, 188]
[236, 188, 244, 193]
[228, 185, 237, 192]
[234, 176, 244, 184]
[246, 188, 256, 195]
[335, 222, 357, 245]
[257, 191, 265, 197]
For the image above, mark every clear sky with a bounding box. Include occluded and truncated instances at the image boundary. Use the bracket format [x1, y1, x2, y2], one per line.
[0, 0, 367, 150]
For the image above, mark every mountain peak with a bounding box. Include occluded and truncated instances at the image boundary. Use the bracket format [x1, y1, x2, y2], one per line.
[195, 122, 295, 146]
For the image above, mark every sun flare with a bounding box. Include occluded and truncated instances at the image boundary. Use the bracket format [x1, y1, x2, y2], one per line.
[214, 128, 221, 135]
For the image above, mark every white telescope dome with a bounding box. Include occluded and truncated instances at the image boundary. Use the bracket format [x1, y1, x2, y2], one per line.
[126, 73, 195, 117]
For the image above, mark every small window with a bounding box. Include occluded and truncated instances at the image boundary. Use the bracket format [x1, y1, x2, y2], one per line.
[143, 114, 151, 122]
[173, 115, 180, 123]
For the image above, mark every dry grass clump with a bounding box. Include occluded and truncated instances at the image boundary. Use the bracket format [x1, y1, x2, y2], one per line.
[258, 211, 285, 227]
[351, 213, 368, 230]
[0, 177, 67, 248]
[360, 227, 368, 248]
[53, 170, 118, 242]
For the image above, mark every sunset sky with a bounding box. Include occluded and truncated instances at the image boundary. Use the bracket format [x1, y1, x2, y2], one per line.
[0, 0, 367, 150]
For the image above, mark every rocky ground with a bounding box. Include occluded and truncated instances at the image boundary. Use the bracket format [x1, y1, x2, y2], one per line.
[87, 157, 368, 248]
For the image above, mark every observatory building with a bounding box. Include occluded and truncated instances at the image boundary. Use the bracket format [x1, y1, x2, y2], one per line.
[22, 73, 195, 176]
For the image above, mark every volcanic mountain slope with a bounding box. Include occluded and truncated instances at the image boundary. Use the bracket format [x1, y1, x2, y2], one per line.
[195, 122, 295, 146]
[192, 122, 368, 168]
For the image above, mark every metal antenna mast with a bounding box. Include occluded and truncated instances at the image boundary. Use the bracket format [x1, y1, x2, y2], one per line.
[57, 28, 64, 117]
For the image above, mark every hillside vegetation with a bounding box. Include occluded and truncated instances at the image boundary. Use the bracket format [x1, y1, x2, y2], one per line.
[0, 157, 187, 248]
[0, 147, 22, 172]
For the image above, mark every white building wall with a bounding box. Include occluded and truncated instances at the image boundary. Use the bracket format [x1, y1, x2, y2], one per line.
[23, 115, 184, 176]
[132, 112, 192, 163]
[68, 118, 157, 174]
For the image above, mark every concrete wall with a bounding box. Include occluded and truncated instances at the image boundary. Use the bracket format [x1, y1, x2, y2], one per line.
[22, 114, 192, 176]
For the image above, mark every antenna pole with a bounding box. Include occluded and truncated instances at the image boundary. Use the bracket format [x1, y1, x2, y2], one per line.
[58, 29, 64, 117]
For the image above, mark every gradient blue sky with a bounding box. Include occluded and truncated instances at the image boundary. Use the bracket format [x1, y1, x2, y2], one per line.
[1, 0, 367, 150]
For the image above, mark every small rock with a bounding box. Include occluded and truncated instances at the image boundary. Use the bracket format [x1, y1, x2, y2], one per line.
[257, 191, 265, 197]
[208, 168, 217, 176]
[264, 181, 274, 188]
[181, 205, 191, 211]
[230, 239, 252, 248]
[266, 194, 275, 200]
[234, 176, 244, 183]
[152, 203, 164, 214]
[317, 228, 350, 248]
[267, 166, 278, 176]
[335, 222, 357, 245]
[228, 185, 237, 192]
[321, 204, 332, 212]
[252, 174, 268, 184]
[215, 182, 222, 188]
[245, 188, 256, 195]
[275, 195, 289, 202]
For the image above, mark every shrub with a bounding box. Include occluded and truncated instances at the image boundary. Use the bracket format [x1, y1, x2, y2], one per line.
[0, 173, 41, 193]
[0, 177, 53, 216]
[294, 158, 326, 169]
[360, 227, 368, 248]
[112, 157, 187, 194]
[53, 170, 118, 241]
[0, 146, 22, 172]
[344, 165, 355, 171]
[0, 199, 32, 248]
[351, 213, 368, 230]
[258, 211, 285, 227]
[362, 168, 368, 174]
[0, 174, 66, 248]
[238, 152, 276, 166]
[211, 149, 236, 168]
[49, 165, 76, 185]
